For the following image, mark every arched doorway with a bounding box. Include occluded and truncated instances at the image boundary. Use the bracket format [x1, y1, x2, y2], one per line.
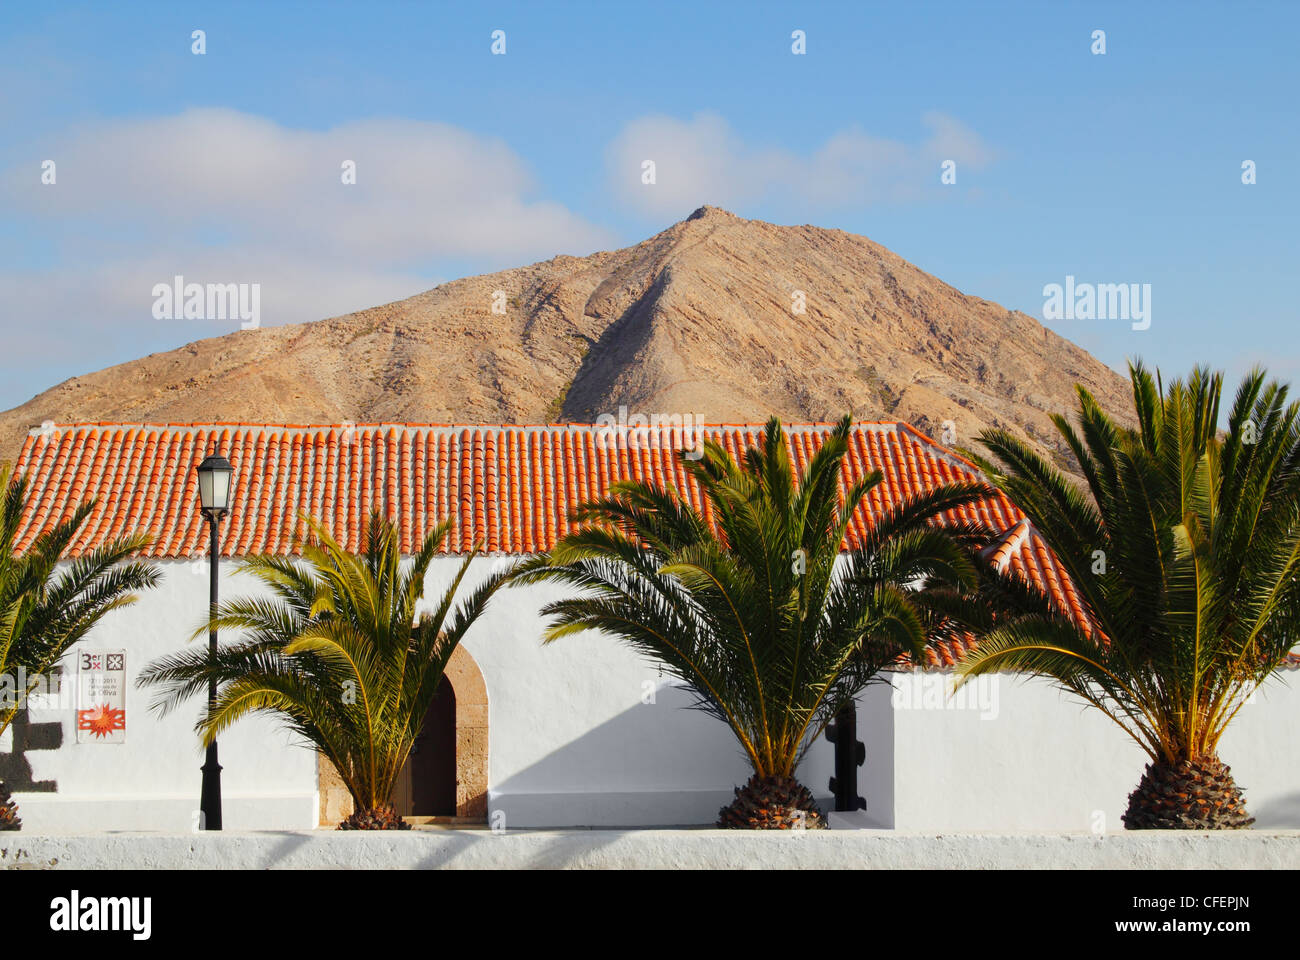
[391, 681, 457, 816]
[317, 645, 489, 824]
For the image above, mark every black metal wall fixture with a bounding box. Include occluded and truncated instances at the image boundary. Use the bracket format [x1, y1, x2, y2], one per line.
[825, 701, 866, 813]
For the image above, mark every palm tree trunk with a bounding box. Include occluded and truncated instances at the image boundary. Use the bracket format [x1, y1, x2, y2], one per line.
[335, 776, 410, 830]
[337, 804, 410, 830]
[1122, 756, 1254, 829]
[0, 779, 21, 831]
[717, 774, 826, 829]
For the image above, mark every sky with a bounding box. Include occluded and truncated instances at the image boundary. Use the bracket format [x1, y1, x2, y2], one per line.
[1, 1, 1297, 412]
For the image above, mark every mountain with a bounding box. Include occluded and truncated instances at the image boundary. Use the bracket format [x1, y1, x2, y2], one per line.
[0, 206, 1130, 469]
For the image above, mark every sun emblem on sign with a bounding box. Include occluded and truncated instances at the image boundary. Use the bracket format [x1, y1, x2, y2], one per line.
[77, 704, 126, 738]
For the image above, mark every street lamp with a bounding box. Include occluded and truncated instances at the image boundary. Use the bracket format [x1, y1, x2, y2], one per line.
[197, 451, 233, 831]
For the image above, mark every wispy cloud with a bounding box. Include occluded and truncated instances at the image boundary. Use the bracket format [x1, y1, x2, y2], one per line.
[605, 111, 995, 218]
[7, 108, 612, 263]
[0, 108, 614, 400]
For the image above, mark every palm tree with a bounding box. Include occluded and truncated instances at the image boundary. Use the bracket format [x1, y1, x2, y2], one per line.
[0, 464, 160, 829]
[956, 363, 1300, 829]
[512, 416, 990, 828]
[139, 511, 507, 830]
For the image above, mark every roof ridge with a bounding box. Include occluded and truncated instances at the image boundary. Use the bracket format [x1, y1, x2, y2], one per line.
[894, 421, 986, 475]
[29, 419, 917, 431]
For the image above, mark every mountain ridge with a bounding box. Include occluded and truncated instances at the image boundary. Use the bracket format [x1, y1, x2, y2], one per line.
[0, 206, 1131, 470]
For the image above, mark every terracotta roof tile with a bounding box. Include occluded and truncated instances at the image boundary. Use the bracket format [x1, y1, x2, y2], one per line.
[10, 419, 1193, 670]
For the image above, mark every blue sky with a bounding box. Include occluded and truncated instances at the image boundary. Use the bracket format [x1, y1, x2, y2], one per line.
[2, 1, 1297, 411]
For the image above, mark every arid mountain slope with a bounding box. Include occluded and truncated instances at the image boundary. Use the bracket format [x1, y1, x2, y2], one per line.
[1, 206, 1130, 468]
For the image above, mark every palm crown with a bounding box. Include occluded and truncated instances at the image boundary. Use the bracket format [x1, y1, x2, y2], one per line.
[140, 511, 505, 827]
[513, 416, 989, 827]
[957, 363, 1300, 828]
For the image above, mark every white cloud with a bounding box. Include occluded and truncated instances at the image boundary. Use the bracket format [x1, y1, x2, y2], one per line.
[0, 109, 614, 401]
[605, 111, 995, 218]
[5, 108, 612, 264]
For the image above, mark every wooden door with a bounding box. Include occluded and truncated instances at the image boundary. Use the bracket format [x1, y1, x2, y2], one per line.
[392, 681, 457, 817]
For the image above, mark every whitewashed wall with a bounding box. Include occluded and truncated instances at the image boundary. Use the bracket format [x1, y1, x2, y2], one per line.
[838, 670, 1300, 832]
[7, 556, 1299, 833]
[445, 558, 762, 827]
[7, 559, 317, 832]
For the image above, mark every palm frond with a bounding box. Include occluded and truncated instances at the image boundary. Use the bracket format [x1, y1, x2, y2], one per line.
[139, 509, 508, 814]
[973, 363, 1300, 764]
[524, 416, 993, 781]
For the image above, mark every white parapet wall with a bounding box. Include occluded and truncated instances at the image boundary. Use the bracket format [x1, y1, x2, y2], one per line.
[2, 830, 1297, 870]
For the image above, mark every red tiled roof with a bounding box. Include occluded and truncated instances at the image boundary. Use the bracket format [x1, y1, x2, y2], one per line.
[14, 420, 1094, 668]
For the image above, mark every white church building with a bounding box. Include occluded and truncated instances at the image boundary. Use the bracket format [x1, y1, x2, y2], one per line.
[6, 421, 1298, 833]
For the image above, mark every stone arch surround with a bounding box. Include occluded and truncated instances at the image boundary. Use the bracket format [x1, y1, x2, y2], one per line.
[317, 644, 489, 824]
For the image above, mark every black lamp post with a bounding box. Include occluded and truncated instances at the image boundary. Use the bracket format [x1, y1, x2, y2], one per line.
[197, 451, 233, 831]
